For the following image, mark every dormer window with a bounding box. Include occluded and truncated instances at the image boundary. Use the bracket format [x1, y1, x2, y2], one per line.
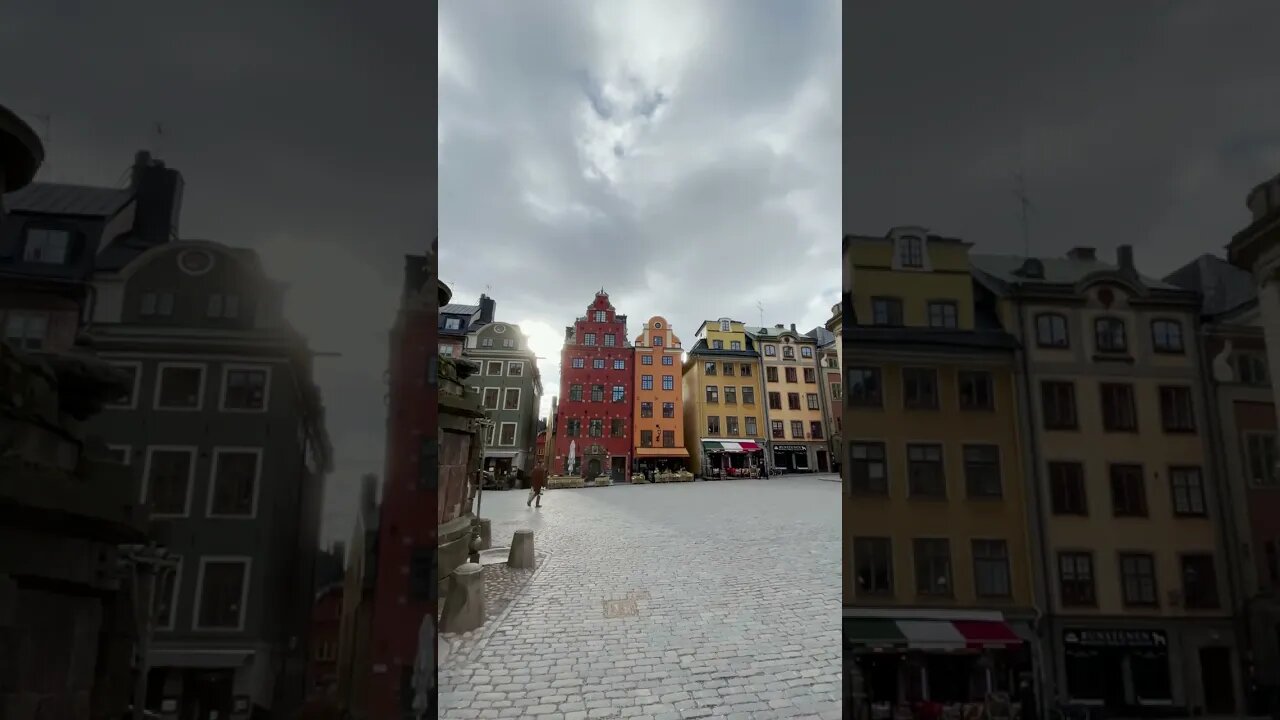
[719, 320, 731, 332]
[1095, 317, 1128, 353]
[444, 317, 462, 330]
[481, 338, 493, 347]
[899, 236, 923, 268]
[595, 310, 607, 322]
[207, 294, 240, 319]
[141, 292, 175, 317]
[23, 228, 71, 265]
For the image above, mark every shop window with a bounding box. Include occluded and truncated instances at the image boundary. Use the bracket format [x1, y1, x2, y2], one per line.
[907, 444, 945, 498]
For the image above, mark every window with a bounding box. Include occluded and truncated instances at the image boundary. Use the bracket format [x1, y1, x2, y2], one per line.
[565, 419, 580, 437]
[594, 310, 606, 322]
[766, 366, 778, 383]
[195, 558, 250, 630]
[507, 362, 524, 376]
[723, 363, 735, 376]
[724, 386, 737, 404]
[482, 388, 500, 409]
[1159, 386, 1196, 432]
[903, 368, 939, 409]
[569, 384, 583, 401]
[613, 359, 625, 370]
[662, 402, 674, 418]
[486, 361, 503, 376]
[503, 388, 520, 410]
[1100, 383, 1137, 431]
[1094, 317, 1127, 353]
[1041, 381, 1077, 429]
[768, 392, 781, 410]
[964, 445, 1002, 498]
[707, 416, 720, 434]
[787, 393, 801, 410]
[1049, 462, 1088, 515]
[764, 345, 777, 357]
[662, 355, 674, 366]
[730, 340, 740, 350]
[480, 338, 493, 348]
[502, 338, 515, 349]
[144, 447, 195, 516]
[771, 420, 784, 439]
[662, 375, 674, 391]
[713, 340, 724, 349]
[849, 368, 882, 407]
[914, 539, 952, 596]
[572, 357, 585, 369]
[803, 367, 816, 383]
[1237, 353, 1269, 386]
[610, 419, 624, 437]
[140, 292, 175, 317]
[593, 358, 605, 369]
[740, 364, 751, 376]
[3, 312, 48, 351]
[1035, 313, 1069, 348]
[1246, 433, 1279, 486]
[871, 297, 904, 326]
[155, 557, 182, 630]
[742, 386, 755, 404]
[1151, 320, 1184, 353]
[785, 367, 798, 383]
[206, 294, 240, 319]
[727, 417, 740, 436]
[584, 333, 597, 346]
[221, 366, 269, 411]
[745, 417, 758, 436]
[907, 444, 945, 498]
[801, 346, 813, 358]
[705, 361, 718, 376]
[640, 430, 653, 447]
[499, 423, 517, 445]
[655, 336, 664, 346]
[208, 449, 260, 517]
[832, 382, 842, 400]
[807, 393, 820, 410]
[706, 386, 719, 403]
[899, 236, 923, 267]
[438, 344, 454, 357]
[1181, 554, 1219, 609]
[1170, 466, 1206, 516]
[604, 334, 616, 347]
[22, 227, 71, 264]
[484, 423, 496, 446]
[589, 419, 603, 437]
[107, 363, 141, 408]
[1120, 553, 1157, 607]
[590, 385, 604, 402]
[642, 355, 653, 365]
[444, 317, 462, 330]
[641, 375, 653, 390]
[973, 540, 1011, 598]
[790, 420, 803, 439]
[640, 401, 653, 418]
[851, 443, 887, 494]
[928, 301, 959, 329]
[155, 364, 205, 410]
[959, 371, 994, 411]
[611, 385, 625, 403]
[854, 538, 893, 595]
[1110, 464, 1147, 516]
[719, 319, 731, 332]
[662, 431, 675, 447]
[810, 421, 823, 439]
[1059, 552, 1096, 606]
[783, 346, 795, 359]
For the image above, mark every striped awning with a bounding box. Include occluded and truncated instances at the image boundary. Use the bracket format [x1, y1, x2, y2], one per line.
[846, 618, 1021, 651]
[701, 439, 763, 454]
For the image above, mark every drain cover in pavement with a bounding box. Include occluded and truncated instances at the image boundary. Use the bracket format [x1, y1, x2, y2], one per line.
[602, 598, 639, 618]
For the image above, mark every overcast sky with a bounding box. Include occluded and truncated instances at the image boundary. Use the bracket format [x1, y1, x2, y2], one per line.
[1, 2, 431, 545]
[847, 1, 1280, 275]
[439, 0, 843, 425]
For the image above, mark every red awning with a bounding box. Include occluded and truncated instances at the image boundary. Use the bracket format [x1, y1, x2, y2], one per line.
[739, 442, 762, 451]
[952, 620, 1022, 649]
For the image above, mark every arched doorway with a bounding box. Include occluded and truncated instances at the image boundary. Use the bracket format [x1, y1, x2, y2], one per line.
[587, 458, 602, 479]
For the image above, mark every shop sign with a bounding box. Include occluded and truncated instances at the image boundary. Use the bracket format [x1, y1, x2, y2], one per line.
[773, 444, 808, 452]
[1062, 628, 1167, 648]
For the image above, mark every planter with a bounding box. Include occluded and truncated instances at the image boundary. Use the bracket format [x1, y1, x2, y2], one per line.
[592, 477, 612, 487]
[548, 475, 584, 489]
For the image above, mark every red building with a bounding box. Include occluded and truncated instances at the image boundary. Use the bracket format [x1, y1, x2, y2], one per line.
[554, 291, 635, 482]
[534, 428, 547, 469]
[304, 583, 343, 705]
[366, 250, 438, 719]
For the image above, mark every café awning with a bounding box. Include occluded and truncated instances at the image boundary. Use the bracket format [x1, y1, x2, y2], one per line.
[635, 447, 690, 457]
[700, 439, 762, 454]
[845, 617, 1022, 651]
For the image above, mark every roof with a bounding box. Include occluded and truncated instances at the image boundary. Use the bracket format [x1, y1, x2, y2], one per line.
[441, 303, 479, 315]
[804, 326, 836, 346]
[971, 253, 1183, 292]
[1164, 253, 1257, 317]
[3, 181, 134, 217]
[686, 338, 759, 357]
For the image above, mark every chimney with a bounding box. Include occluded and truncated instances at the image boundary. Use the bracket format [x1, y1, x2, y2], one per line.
[1066, 247, 1096, 262]
[1116, 245, 1136, 274]
[360, 473, 379, 508]
[130, 150, 184, 245]
[478, 294, 496, 324]
[790, 323, 797, 333]
[403, 255, 429, 298]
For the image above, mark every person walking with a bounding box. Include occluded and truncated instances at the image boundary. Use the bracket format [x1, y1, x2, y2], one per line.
[527, 465, 546, 508]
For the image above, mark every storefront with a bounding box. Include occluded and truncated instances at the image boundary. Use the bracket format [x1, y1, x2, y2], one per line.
[699, 439, 765, 478]
[1061, 628, 1171, 709]
[634, 446, 691, 475]
[771, 442, 824, 473]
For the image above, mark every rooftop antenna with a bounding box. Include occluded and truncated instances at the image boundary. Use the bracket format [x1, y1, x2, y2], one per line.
[1014, 137, 1034, 258]
[756, 301, 764, 327]
[151, 121, 165, 158]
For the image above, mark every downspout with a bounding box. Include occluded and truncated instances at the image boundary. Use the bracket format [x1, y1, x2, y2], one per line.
[1015, 299, 1059, 711]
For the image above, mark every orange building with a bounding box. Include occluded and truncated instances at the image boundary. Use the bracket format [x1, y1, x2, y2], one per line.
[633, 316, 690, 472]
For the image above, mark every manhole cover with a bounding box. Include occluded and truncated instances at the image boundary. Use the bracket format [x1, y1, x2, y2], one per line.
[602, 598, 638, 618]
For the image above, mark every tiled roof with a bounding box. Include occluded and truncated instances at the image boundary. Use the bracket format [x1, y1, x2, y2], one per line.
[1164, 253, 1257, 317]
[4, 181, 134, 217]
[686, 338, 759, 357]
[971, 253, 1181, 291]
[441, 303, 479, 315]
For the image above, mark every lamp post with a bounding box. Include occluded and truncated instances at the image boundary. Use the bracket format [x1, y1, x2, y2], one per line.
[472, 415, 495, 563]
[120, 542, 180, 720]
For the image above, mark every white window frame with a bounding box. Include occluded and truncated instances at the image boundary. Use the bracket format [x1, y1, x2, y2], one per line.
[206, 447, 264, 519]
[481, 387, 500, 410]
[498, 422, 518, 447]
[141, 445, 198, 518]
[106, 444, 134, 466]
[22, 227, 71, 264]
[506, 361, 524, 376]
[156, 556, 184, 632]
[217, 364, 272, 413]
[444, 317, 462, 330]
[438, 344, 455, 357]
[3, 310, 50, 351]
[503, 387, 521, 411]
[485, 423, 496, 446]
[105, 360, 143, 410]
[154, 362, 207, 411]
[486, 361, 503, 376]
[192, 555, 253, 632]
[719, 320, 731, 332]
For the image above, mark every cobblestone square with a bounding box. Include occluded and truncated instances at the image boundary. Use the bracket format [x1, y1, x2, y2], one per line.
[440, 476, 842, 719]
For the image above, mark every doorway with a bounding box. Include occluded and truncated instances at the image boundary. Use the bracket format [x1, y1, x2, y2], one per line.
[586, 458, 602, 479]
[1199, 646, 1235, 715]
[817, 450, 829, 472]
[610, 456, 626, 483]
[181, 669, 233, 720]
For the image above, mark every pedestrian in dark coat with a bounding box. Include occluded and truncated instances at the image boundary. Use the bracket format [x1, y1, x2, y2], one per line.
[528, 465, 546, 507]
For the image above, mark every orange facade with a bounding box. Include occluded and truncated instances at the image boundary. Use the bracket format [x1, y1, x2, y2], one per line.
[632, 316, 689, 468]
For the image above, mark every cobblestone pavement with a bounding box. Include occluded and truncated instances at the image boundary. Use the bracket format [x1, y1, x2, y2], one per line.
[440, 475, 842, 720]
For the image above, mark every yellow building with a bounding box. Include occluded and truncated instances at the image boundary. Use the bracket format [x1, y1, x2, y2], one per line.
[747, 324, 830, 472]
[973, 246, 1238, 712]
[682, 317, 768, 477]
[844, 228, 1036, 704]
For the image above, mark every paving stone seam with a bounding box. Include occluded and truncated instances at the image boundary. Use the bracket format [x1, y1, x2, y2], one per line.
[456, 548, 561, 667]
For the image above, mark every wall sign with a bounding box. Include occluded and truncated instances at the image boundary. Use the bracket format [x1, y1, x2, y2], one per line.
[1063, 628, 1167, 648]
[774, 445, 808, 452]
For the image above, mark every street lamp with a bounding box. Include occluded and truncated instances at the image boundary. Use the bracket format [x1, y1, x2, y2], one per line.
[119, 542, 180, 720]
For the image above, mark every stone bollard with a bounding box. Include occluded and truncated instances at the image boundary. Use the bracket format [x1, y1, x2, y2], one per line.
[478, 518, 492, 550]
[439, 562, 485, 633]
[508, 530, 535, 569]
